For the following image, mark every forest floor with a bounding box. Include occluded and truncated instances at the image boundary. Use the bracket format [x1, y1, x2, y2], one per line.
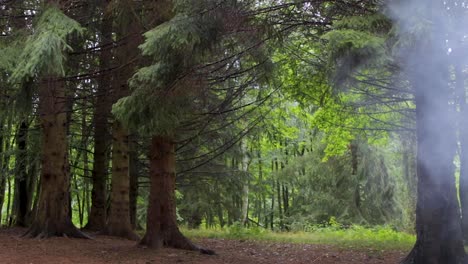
[0, 228, 407, 264]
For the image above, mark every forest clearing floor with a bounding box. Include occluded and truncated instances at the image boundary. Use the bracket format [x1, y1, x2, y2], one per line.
[0, 228, 407, 264]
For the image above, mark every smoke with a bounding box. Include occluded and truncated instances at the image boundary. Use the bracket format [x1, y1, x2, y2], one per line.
[385, 4, 468, 260]
[384, 0, 468, 185]
[383, 4, 468, 261]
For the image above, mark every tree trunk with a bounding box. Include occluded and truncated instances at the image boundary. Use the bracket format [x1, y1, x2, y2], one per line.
[6, 172, 12, 226]
[3, 119, 13, 226]
[240, 140, 249, 226]
[14, 120, 29, 227]
[23, 77, 87, 239]
[104, 120, 138, 240]
[140, 136, 214, 255]
[81, 107, 90, 227]
[402, 11, 465, 260]
[276, 179, 283, 230]
[0, 123, 5, 226]
[11, 2, 31, 225]
[257, 144, 266, 227]
[129, 135, 139, 229]
[282, 184, 289, 218]
[73, 172, 83, 227]
[241, 181, 250, 225]
[85, 1, 112, 232]
[26, 159, 40, 227]
[270, 164, 275, 230]
[216, 189, 225, 228]
[402, 90, 466, 263]
[103, 0, 142, 239]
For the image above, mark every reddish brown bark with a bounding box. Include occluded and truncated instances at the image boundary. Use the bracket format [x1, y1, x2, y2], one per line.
[139, 136, 214, 255]
[100, 0, 145, 240]
[100, 0, 142, 239]
[103, 121, 138, 240]
[24, 77, 87, 239]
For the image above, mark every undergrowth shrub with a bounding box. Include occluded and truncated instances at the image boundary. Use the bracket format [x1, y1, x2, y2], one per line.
[182, 217, 415, 250]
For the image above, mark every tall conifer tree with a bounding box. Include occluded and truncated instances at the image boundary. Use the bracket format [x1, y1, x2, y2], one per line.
[10, 1, 87, 238]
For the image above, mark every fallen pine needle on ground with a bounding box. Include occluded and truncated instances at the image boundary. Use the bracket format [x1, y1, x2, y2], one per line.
[0, 227, 409, 264]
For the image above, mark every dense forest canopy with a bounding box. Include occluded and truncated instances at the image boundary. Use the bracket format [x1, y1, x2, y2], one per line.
[0, 0, 467, 263]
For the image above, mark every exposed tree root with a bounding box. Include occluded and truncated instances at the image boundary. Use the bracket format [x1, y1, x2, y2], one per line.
[23, 222, 90, 239]
[400, 248, 415, 264]
[401, 242, 468, 264]
[164, 230, 215, 255]
[139, 228, 215, 255]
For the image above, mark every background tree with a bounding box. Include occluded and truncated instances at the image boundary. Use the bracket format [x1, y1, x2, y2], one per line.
[85, 0, 113, 231]
[102, 0, 143, 240]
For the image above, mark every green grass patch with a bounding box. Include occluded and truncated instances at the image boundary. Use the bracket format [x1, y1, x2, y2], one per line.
[182, 225, 415, 251]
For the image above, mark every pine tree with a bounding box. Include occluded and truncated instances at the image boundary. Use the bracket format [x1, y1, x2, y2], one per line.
[395, 1, 465, 262]
[113, 0, 270, 252]
[9, 2, 87, 238]
[320, 1, 466, 262]
[102, 0, 143, 240]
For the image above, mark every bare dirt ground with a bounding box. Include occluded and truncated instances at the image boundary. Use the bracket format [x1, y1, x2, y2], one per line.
[0, 228, 406, 264]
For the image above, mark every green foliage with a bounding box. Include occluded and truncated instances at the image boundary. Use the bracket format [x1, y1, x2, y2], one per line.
[10, 5, 84, 83]
[173, 6, 414, 237]
[140, 12, 221, 62]
[0, 43, 22, 72]
[113, 3, 219, 135]
[273, 136, 403, 227]
[113, 0, 272, 136]
[310, 95, 392, 159]
[112, 1, 228, 135]
[227, 222, 267, 238]
[273, 35, 393, 159]
[322, 30, 387, 87]
[112, 86, 187, 136]
[311, 102, 356, 158]
[319, 14, 393, 88]
[333, 14, 391, 33]
[386, 3, 434, 54]
[182, 225, 415, 251]
[322, 30, 386, 61]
